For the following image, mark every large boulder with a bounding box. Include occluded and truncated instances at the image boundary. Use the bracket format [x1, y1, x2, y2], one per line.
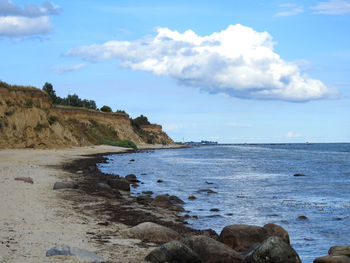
[263, 223, 290, 244]
[145, 240, 201, 263]
[123, 222, 180, 244]
[107, 178, 130, 191]
[46, 244, 105, 263]
[183, 235, 244, 263]
[219, 224, 268, 251]
[244, 236, 301, 263]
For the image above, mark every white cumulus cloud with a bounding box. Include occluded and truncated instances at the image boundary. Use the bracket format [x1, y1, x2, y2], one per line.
[0, 1, 60, 37]
[68, 25, 338, 102]
[312, 0, 350, 14]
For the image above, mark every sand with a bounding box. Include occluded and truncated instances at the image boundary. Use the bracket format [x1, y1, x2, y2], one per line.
[0, 144, 181, 263]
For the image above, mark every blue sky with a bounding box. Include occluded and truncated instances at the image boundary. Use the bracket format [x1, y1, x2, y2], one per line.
[1, 0, 349, 143]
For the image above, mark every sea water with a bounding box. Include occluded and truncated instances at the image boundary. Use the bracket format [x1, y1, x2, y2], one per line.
[98, 143, 350, 262]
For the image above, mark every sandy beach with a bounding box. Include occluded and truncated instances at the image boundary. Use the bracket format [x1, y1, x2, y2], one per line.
[0, 144, 186, 263]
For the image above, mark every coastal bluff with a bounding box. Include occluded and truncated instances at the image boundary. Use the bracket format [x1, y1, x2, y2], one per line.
[0, 82, 173, 149]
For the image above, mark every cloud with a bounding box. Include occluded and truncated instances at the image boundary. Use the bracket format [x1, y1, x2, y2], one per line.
[53, 63, 85, 74]
[312, 0, 350, 14]
[0, 1, 60, 37]
[68, 25, 338, 102]
[285, 131, 303, 138]
[275, 5, 304, 16]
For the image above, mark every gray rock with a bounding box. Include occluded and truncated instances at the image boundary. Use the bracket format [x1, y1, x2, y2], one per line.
[125, 174, 139, 182]
[182, 235, 243, 263]
[46, 244, 105, 262]
[137, 195, 153, 204]
[244, 236, 301, 263]
[107, 178, 130, 191]
[53, 182, 78, 190]
[169, 195, 185, 204]
[145, 240, 201, 263]
[124, 222, 180, 244]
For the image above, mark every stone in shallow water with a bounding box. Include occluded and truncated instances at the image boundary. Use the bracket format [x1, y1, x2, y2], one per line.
[46, 244, 105, 263]
[313, 255, 350, 263]
[329, 246, 350, 257]
[244, 236, 301, 263]
[145, 240, 201, 263]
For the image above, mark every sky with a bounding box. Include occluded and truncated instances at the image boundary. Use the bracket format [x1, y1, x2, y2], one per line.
[0, 0, 349, 143]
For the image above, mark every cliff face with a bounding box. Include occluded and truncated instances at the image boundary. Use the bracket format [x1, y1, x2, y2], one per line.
[0, 83, 173, 149]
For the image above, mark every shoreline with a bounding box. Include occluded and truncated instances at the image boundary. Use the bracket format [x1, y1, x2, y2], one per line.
[0, 144, 206, 263]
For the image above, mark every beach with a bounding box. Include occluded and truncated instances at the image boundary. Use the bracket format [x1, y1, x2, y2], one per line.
[0, 144, 189, 263]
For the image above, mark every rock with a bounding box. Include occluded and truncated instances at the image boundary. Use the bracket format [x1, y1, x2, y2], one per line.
[157, 179, 164, 183]
[46, 244, 105, 262]
[197, 189, 217, 194]
[205, 181, 214, 184]
[182, 235, 243, 263]
[170, 205, 185, 212]
[263, 223, 290, 244]
[53, 182, 78, 190]
[124, 222, 180, 244]
[244, 236, 301, 263]
[297, 215, 308, 220]
[14, 177, 34, 184]
[76, 170, 83, 174]
[145, 240, 201, 263]
[294, 173, 306, 177]
[151, 194, 172, 208]
[314, 255, 350, 263]
[125, 174, 139, 182]
[219, 224, 268, 251]
[169, 195, 185, 204]
[136, 195, 153, 205]
[142, 191, 154, 195]
[107, 178, 130, 191]
[210, 208, 220, 212]
[96, 182, 112, 190]
[129, 159, 135, 162]
[188, 195, 196, 200]
[329, 246, 350, 257]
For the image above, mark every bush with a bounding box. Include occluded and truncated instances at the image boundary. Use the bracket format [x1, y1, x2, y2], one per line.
[99, 139, 137, 149]
[5, 109, 15, 116]
[24, 99, 33, 108]
[115, 109, 127, 114]
[116, 140, 137, 149]
[100, 105, 112, 112]
[133, 114, 151, 126]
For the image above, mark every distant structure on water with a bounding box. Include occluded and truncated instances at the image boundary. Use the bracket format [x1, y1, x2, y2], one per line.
[184, 140, 218, 146]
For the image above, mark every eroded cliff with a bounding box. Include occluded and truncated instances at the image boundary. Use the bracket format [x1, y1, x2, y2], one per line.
[0, 82, 173, 149]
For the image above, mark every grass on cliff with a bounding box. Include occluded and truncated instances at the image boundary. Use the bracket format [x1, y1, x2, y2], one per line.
[99, 139, 137, 149]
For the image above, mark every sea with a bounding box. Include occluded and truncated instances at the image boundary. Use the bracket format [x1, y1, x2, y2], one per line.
[98, 143, 350, 263]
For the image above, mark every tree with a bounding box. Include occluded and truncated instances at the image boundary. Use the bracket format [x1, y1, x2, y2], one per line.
[100, 105, 112, 112]
[133, 114, 151, 126]
[42, 82, 57, 103]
